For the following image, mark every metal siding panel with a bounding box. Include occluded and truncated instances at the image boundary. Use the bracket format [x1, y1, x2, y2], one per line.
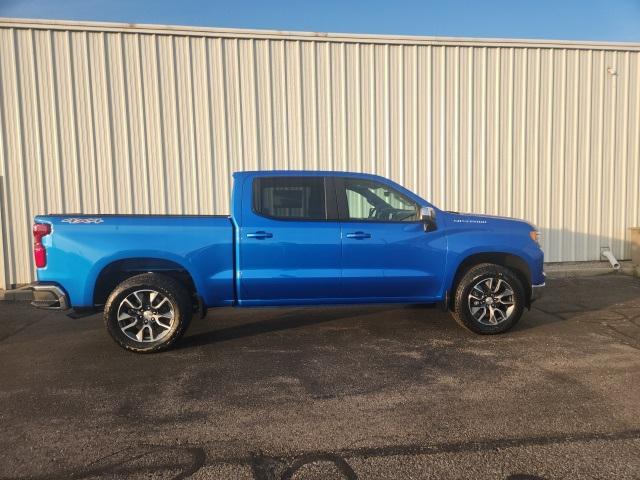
[458, 47, 472, 214]
[408, 46, 418, 193]
[174, 35, 197, 213]
[577, 50, 593, 261]
[122, 33, 149, 214]
[359, 43, 375, 174]
[618, 52, 631, 258]
[105, 33, 133, 214]
[286, 40, 303, 170]
[449, 46, 460, 212]
[478, 47, 488, 213]
[631, 53, 640, 257]
[4, 18, 640, 52]
[345, 43, 361, 175]
[417, 44, 430, 195]
[71, 32, 98, 213]
[270, 40, 289, 170]
[238, 39, 259, 173]
[374, 44, 386, 178]
[87, 31, 116, 213]
[486, 47, 500, 216]
[431, 45, 445, 207]
[330, 42, 346, 172]
[0, 28, 7, 288]
[592, 51, 607, 261]
[504, 48, 514, 218]
[314, 42, 328, 170]
[0, 28, 22, 286]
[513, 47, 527, 221]
[191, 36, 215, 215]
[163, 34, 180, 213]
[57, 29, 80, 212]
[254, 39, 275, 171]
[140, 34, 168, 214]
[388, 44, 402, 185]
[14, 29, 40, 285]
[1, 21, 640, 285]
[603, 51, 617, 258]
[207, 37, 232, 214]
[529, 49, 542, 229]
[222, 39, 244, 174]
[565, 49, 580, 260]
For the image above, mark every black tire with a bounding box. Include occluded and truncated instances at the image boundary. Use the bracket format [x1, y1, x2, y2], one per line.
[104, 273, 192, 353]
[451, 263, 525, 335]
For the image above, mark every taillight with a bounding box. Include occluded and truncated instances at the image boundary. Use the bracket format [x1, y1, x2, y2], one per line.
[33, 223, 51, 268]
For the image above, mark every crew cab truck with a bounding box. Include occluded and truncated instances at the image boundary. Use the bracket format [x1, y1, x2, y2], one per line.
[31, 171, 545, 353]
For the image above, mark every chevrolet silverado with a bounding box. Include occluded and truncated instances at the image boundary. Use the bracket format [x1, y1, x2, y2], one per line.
[31, 171, 545, 353]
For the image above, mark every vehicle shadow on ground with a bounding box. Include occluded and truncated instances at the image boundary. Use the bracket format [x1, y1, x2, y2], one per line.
[175, 305, 407, 350]
[176, 275, 640, 350]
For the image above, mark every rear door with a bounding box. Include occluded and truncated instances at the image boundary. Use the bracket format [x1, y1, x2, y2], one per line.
[336, 177, 447, 301]
[237, 175, 342, 304]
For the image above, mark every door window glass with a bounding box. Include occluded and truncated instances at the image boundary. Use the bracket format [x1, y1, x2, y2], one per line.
[342, 179, 419, 222]
[254, 177, 327, 220]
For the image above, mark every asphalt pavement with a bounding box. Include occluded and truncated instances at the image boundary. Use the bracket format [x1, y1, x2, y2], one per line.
[1, 274, 639, 479]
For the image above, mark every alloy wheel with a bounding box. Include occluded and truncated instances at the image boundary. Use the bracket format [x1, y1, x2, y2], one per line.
[467, 277, 516, 326]
[117, 289, 175, 343]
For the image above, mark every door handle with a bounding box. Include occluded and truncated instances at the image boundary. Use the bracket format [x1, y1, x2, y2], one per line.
[345, 231, 371, 239]
[246, 231, 273, 239]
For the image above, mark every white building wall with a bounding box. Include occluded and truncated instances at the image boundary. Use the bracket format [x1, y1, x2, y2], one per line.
[0, 18, 639, 287]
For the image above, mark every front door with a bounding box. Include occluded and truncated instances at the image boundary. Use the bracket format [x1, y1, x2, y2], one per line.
[336, 177, 447, 301]
[237, 175, 342, 305]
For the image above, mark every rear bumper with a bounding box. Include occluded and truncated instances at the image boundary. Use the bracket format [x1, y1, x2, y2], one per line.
[30, 283, 70, 310]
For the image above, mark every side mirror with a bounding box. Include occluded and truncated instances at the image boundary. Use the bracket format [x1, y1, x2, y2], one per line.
[420, 206, 437, 232]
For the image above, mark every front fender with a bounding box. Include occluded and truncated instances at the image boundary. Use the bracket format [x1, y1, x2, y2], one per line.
[442, 232, 541, 295]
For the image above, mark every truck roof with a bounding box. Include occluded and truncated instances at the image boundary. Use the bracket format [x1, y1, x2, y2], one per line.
[233, 170, 388, 180]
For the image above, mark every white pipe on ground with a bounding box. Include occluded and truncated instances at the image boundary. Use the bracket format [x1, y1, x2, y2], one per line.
[601, 250, 621, 270]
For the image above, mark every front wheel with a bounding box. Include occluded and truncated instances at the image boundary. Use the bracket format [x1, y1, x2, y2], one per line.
[104, 273, 192, 353]
[452, 263, 525, 334]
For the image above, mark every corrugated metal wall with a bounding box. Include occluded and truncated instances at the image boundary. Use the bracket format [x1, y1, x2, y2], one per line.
[1, 19, 639, 288]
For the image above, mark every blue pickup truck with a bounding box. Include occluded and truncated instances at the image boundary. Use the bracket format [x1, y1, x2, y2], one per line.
[31, 171, 544, 353]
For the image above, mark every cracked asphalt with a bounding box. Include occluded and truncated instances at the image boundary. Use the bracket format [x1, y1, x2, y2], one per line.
[0, 274, 639, 479]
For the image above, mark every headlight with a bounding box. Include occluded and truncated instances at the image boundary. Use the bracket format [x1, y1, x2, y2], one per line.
[529, 230, 541, 245]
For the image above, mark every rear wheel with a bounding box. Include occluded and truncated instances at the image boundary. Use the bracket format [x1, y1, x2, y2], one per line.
[452, 263, 525, 334]
[104, 273, 192, 353]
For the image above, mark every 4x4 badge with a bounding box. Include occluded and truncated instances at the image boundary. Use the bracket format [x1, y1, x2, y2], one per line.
[61, 218, 104, 224]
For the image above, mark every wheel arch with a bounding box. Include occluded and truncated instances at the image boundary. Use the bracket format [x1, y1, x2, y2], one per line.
[92, 257, 198, 307]
[448, 252, 532, 309]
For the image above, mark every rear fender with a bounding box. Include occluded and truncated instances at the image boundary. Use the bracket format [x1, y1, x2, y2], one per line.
[85, 251, 203, 306]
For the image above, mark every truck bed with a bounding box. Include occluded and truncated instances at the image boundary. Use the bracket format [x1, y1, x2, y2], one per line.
[35, 214, 235, 308]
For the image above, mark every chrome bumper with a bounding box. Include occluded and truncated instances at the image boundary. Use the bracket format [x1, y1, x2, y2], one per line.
[531, 282, 545, 302]
[30, 284, 70, 310]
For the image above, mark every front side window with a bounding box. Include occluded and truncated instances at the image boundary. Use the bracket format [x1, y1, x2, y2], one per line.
[253, 177, 327, 220]
[341, 178, 419, 222]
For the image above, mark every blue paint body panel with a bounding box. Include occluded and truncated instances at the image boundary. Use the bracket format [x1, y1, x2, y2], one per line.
[34, 170, 544, 309]
[34, 215, 235, 307]
[338, 220, 447, 301]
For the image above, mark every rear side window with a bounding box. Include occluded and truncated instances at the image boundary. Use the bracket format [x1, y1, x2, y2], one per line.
[253, 177, 327, 220]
